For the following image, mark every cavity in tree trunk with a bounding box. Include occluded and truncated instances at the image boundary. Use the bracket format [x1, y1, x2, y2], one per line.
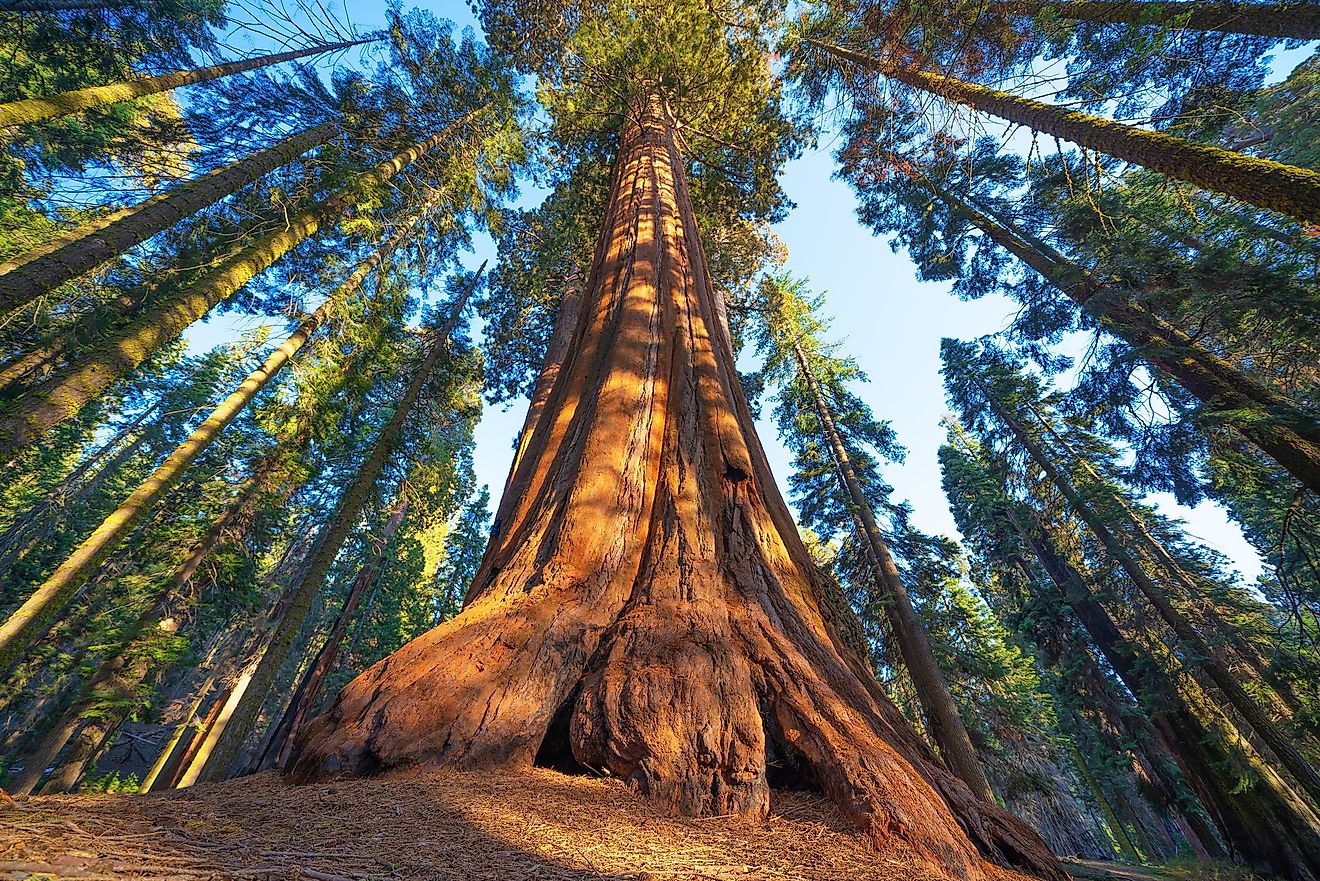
[792, 341, 994, 802]
[0, 122, 339, 313]
[288, 94, 1064, 881]
[811, 40, 1320, 225]
[988, 0, 1320, 39]
[0, 40, 373, 129]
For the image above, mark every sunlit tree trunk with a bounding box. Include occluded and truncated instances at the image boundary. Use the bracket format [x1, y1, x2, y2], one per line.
[255, 497, 409, 772]
[0, 118, 475, 465]
[988, 0, 1320, 39]
[0, 40, 372, 129]
[0, 122, 338, 314]
[194, 271, 481, 784]
[0, 206, 436, 676]
[791, 341, 993, 801]
[811, 40, 1320, 225]
[288, 95, 1063, 881]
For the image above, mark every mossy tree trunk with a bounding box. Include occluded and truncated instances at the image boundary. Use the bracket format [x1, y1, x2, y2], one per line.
[0, 207, 434, 677]
[930, 180, 1320, 495]
[0, 40, 372, 129]
[812, 40, 1320, 225]
[0, 122, 338, 313]
[288, 94, 1065, 881]
[0, 118, 473, 465]
[988, 0, 1320, 39]
[193, 268, 481, 784]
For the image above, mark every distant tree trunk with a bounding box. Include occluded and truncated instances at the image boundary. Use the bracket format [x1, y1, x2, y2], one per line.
[988, 0, 1320, 39]
[193, 268, 482, 784]
[0, 122, 338, 314]
[288, 94, 1063, 881]
[255, 497, 409, 772]
[7, 464, 273, 795]
[988, 390, 1320, 808]
[0, 402, 156, 587]
[1021, 397, 1307, 717]
[928, 180, 1320, 495]
[0, 118, 476, 465]
[138, 670, 217, 792]
[0, 40, 372, 129]
[1017, 512, 1320, 877]
[811, 40, 1320, 225]
[792, 341, 994, 801]
[0, 204, 437, 675]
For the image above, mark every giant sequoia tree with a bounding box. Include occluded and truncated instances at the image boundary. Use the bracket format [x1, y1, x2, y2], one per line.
[288, 2, 1062, 878]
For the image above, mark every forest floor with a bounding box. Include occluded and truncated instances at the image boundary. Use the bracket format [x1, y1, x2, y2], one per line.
[0, 767, 1184, 881]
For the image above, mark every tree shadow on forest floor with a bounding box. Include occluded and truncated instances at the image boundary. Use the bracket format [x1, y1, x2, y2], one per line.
[0, 766, 951, 881]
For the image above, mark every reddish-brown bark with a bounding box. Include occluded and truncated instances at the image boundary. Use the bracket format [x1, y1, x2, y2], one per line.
[289, 95, 1064, 881]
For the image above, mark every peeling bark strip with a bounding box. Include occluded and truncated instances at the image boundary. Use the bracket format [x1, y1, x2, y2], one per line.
[0, 40, 373, 129]
[289, 95, 1065, 881]
[0, 122, 339, 313]
[988, 0, 1320, 39]
[810, 40, 1320, 226]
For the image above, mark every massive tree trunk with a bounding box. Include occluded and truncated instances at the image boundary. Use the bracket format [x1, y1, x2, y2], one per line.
[0, 122, 338, 313]
[0, 40, 372, 129]
[987, 0, 1320, 39]
[811, 40, 1320, 225]
[792, 341, 994, 802]
[288, 95, 1064, 881]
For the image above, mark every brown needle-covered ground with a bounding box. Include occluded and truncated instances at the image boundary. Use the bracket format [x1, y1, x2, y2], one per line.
[0, 767, 1069, 881]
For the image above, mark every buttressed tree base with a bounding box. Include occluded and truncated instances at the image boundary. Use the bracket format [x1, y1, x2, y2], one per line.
[289, 95, 1064, 881]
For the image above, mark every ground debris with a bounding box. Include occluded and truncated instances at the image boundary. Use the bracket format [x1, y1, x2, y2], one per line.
[0, 768, 967, 880]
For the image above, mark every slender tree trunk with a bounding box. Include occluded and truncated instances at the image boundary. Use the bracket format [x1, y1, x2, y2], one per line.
[792, 342, 994, 801]
[1023, 398, 1307, 718]
[287, 94, 1063, 881]
[0, 203, 439, 676]
[930, 180, 1320, 494]
[0, 41, 372, 129]
[812, 39, 1320, 225]
[1018, 513, 1320, 877]
[989, 389, 1320, 809]
[0, 402, 154, 585]
[0, 123, 338, 313]
[194, 268, 482, 784]
[0, 118, 477, 465]
[138, 670, 215, 792]
[256, 497, 409, 772]
[988, 0, 1320, 39]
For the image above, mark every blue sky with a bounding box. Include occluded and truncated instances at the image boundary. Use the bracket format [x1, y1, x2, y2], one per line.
[192, 0, 1309, 584]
